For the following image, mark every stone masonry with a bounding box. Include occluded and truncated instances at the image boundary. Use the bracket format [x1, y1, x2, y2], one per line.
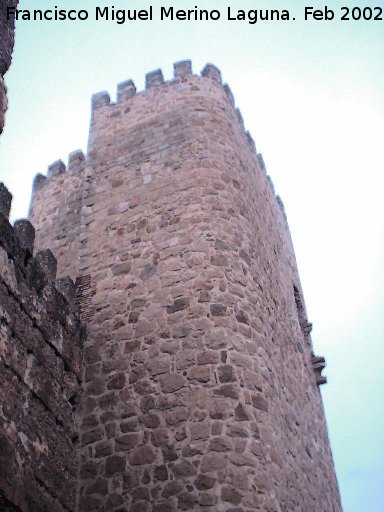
[0, 0, 18, 134]
[28, 61, 342, 511]
[0, 184, 84, 511]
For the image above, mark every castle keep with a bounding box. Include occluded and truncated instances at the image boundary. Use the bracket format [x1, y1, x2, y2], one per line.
[1, 61, 342, 511]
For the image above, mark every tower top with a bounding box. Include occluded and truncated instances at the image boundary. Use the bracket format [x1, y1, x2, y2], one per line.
[91, 60, 224, 110]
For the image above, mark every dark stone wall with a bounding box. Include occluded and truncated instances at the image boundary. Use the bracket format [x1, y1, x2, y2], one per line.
[0, 0, 18, 134]
[0, 183, 84, 511]
[0, 0, 17, 76]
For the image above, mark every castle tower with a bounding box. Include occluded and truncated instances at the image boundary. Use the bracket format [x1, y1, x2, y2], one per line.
[29, 61, 342, 511]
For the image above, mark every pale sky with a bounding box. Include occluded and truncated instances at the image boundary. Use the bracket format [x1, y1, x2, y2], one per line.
[1, 0, 384, 510]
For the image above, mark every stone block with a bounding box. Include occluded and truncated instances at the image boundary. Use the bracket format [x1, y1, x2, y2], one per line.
[201, 63, 222, 83]
[0, 182, 12, 218]
[173, 60, 192, 78]
[14, 219, 35, 254]
[145, 68, 164, 88]
[117, 79, 136, 102]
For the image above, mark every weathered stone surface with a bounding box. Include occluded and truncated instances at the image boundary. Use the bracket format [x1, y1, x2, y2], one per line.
[166, 298, 189, 314]
[115, 433, 139, 451]
[208, 437, 232, 452]
[217, 364, 236, 383]
[189, 422, 210, 440]
[172, 460, 197, 477]
[130, 446, 156, 465]
[221, 486, 242, 505]
[160, 373, 185, 393]
[94, 440, 112, 458]
[161, 481, 183, 498]
[252, 394, 269, 412]
[107, 371, 126, 389]
[25, 64, 342, 511]
[214, 384, 239, 399]
[234, 403, 250, 421]
[0, 186, 84, 512]
[210, 303, 227, 316]
[105, 455, 126, 475]
[201, 453, 226, 472]
[0, 182, 12, 217]
[195, 474, 216, 490]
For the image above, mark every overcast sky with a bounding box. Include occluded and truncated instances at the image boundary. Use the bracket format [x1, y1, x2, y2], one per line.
[1, 0, 383, 509]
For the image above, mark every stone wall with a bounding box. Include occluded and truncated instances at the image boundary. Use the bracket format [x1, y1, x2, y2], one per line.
[0, 0, 18, 134]
[29, 153, 86, 282]
[29, 61, 341, 511]
[0, 183, 84, 511]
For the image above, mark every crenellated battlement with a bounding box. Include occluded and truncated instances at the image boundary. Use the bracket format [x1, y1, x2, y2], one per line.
[0, 182, 78, 309]
[31, 60, 266, 196]
[87, 60, 259, 158]
[90, 60, 224, 110]
[0, 181, 84, 511]
[32, 149, 86, 193]
[29, 60, 284, 289]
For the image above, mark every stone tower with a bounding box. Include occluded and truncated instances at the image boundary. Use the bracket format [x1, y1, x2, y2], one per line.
[28, 61, 342, 511]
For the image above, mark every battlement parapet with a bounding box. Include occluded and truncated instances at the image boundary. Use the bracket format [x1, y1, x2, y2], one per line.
[0, 182, 79, 313]
[29, 61, 289, 254]
[223, 83, 235, 106]
[47, 159, 66, 178]
[0, 182, 12, 217]
[173, 59, 192, 78]
[91, 90, 110, 109]
[0, 182, 84, 511]
[117, 79, 136, 102]
[88, 59, 263, 165]
[56, 275, 77, 310]
[246, 130, 256, 152]
[201, 62, 222, 82]
[68, 149, 85, 170]
[91, 60, 225, 111]
[32, 172, 47, 192]
[14, 218, 35, 254]
[31, 149, 85, 192]
[35, 61, 259, 193]
[235, 107, 245, 131]
[29, 61, 289, 250]
[145, 67, 164, 88]
[35, 248, 57, 281]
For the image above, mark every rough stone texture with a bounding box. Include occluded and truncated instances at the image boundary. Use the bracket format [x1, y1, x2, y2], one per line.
[29, 152, 86, 282]
[0, 0, 18, 134]
[29, 62, 342, 510]
[0, 184, 84, 511]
